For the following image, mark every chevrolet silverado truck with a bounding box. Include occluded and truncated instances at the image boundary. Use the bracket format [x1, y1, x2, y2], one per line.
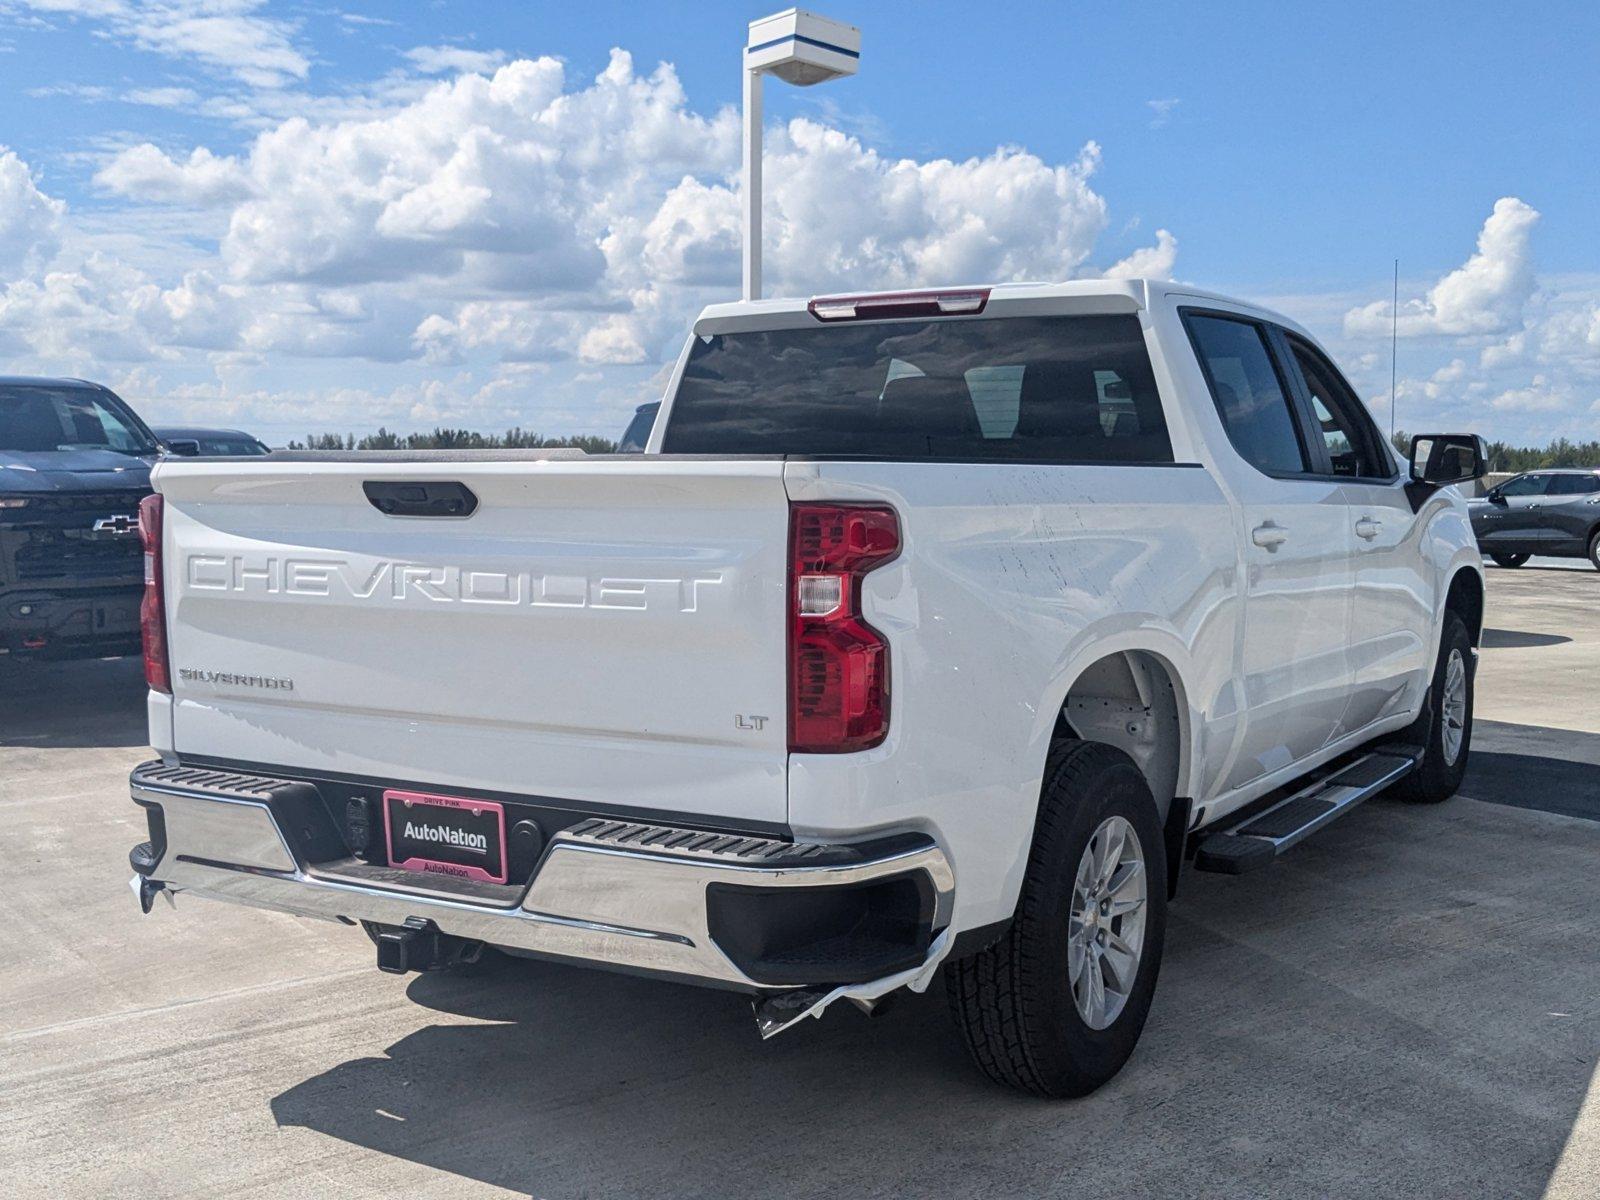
[127, 280, 1487, 1097]
[1, 377, 159, 661]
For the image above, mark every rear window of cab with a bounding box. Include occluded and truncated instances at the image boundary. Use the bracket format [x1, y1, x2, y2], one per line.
[661, 314, 1173, 463]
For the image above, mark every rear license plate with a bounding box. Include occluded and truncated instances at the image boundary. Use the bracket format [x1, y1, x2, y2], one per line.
[383, 790, 507, 884]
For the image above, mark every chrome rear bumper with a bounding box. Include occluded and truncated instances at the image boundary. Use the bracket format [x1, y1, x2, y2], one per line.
[129, 761, 954, 995]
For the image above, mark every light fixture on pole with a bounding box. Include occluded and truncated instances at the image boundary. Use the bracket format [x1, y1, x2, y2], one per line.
[743, 9, 861, 301]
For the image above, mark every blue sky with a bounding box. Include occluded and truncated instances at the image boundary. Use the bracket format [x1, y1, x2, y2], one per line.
[1, 1, 1596, 443]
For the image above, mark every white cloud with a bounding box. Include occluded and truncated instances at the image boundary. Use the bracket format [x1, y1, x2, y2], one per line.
[619, 131, 1116, 299]
[95, 144, 253, 207]
[1345, 197, 1540, 338]
[0, 254, 167, 361]
[1538, 301, 1600, 362]
[216, 55, 668, 290]
[764, 130, 1113, 290]
[26, 81, 203, 108]
[634, 175, 740, 287]
[1, 47, 1182, 437]
[124, 86, 201, 108]
[1489, 376, 1571, 413]
[1146, 98, 1180, 129]
[1406, 357, 1471, 402]
[13, 0, 309, 87]
[577, 313, 649, 365]
[1105, 230, 1177, 281]
[1479, 331, 1528, 369]
[27, 82, 111, 101]
[76, 51, 1141, 364]
[0, 147, 64, 279]
[403, 45, 508, 75]
[1321, 197, 1600, 441]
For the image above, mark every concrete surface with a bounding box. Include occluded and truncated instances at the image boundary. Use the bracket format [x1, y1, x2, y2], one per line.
[2, 567, 1597, 1199]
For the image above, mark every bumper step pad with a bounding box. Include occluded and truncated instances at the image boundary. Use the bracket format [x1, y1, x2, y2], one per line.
[564, 817, 922, 868]
[1193, 749, 1419, 875]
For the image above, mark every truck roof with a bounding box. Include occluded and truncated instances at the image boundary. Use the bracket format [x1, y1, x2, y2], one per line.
[695, 278, 1274, 324]
[0, 375, 102, 390]
[153, 425, 259, 440]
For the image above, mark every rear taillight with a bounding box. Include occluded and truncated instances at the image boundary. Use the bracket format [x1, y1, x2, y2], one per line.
[788, 503, 900, 753]
[139, 493, 171, 694]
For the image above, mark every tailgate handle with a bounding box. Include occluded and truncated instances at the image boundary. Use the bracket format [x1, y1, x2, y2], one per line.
[362, 481, 478, 518]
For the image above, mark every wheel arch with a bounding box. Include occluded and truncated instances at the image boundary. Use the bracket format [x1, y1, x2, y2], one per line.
[1444, 565, 1485, 648]
[1039, 637, 1197, 826]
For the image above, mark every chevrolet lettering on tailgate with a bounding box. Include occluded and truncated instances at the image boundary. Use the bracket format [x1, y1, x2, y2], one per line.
[184, 554, 723, 612]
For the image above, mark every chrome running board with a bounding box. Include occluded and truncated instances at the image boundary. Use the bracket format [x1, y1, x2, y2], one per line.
[1193, 749, 1420, 875]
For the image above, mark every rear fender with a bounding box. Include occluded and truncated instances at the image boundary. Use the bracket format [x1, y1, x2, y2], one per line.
[1034, 629, 1199, 808]
[1418, 497, 1486, 662]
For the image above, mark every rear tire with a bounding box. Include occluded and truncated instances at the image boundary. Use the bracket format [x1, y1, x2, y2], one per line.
[1391, 611, 1474, 803]
[1587, 531, 1600, 572]
[1489, 552, 1529, 568]
[945, 740, 1167, 1098]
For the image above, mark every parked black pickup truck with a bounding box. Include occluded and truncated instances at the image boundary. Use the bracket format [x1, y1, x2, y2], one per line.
[0, 377, 159, 661]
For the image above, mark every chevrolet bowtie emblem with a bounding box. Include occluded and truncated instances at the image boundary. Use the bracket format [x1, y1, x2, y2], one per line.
[93, 514, 140, 536]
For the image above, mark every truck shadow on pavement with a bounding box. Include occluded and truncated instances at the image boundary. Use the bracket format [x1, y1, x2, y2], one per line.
[0, 657, 148, 749]
[1479, 626, 1572, 649]
[1464, 719, 1600, 822]
[270, 956, 999, 1197]
[268, 789, 1600, 1200]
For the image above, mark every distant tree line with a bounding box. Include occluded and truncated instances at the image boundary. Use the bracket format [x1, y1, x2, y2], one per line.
[1390, 431, 1600, 473]
[286, 426, 618, 454]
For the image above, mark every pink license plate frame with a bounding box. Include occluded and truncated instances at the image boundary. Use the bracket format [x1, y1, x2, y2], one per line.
[382, 789, 508, 884]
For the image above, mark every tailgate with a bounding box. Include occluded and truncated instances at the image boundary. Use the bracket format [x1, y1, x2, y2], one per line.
[157, 457, 791, 826]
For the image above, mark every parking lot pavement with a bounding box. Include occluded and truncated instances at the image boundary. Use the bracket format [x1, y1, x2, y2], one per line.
[2, 568, 1596, 1200]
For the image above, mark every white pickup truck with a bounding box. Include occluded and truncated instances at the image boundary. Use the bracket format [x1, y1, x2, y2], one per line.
[127, 279, 1487, 1097]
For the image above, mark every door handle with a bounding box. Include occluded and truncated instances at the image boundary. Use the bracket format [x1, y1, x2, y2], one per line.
[1527, 503, 1541, 510]
[1355, 517, 1382, 541]
[1251, 522, 1289, 550]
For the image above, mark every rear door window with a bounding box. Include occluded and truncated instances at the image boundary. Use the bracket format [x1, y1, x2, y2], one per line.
[1183, 313, 1309, 476]
[661, 314, 1174, 463]
[1547, 474, 1600, 496]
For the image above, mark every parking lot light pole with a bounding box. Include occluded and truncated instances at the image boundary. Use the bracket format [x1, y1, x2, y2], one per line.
[743, 9, 861, 301]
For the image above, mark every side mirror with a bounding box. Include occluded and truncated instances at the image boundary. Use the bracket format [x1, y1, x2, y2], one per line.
[1409, 433, 1486, 486]
[1488, 490, 1507, 505]
[163, 439, 201, 457]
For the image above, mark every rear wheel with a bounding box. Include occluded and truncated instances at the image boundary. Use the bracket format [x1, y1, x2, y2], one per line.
[1391, 610, 1474, 803]
[1587, 531, 1600, 571]
[945, 740, 1167, 1097]
[1489, 552, 1529, 568]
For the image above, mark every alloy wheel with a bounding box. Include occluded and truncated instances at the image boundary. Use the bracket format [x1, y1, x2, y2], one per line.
[1068, 815, 1148, 1030]
[1441, 648, 1468, 766]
